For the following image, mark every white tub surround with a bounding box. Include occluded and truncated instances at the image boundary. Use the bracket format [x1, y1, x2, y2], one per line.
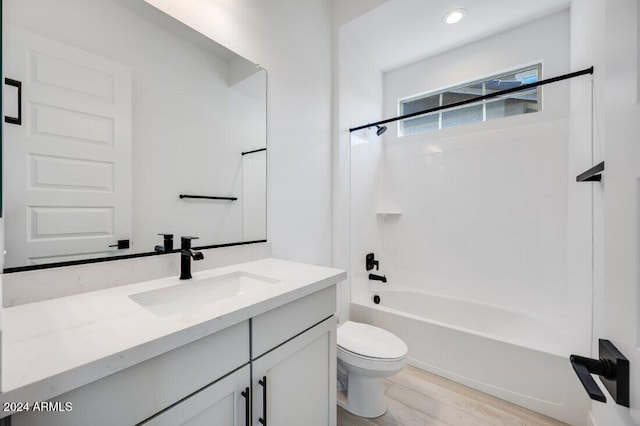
[0, 258, 346, 413]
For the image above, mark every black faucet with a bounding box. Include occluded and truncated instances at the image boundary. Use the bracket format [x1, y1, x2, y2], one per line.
[180, 236, 204, 280]
[369, 273, 387, 283]
[155, 233, 174, 252]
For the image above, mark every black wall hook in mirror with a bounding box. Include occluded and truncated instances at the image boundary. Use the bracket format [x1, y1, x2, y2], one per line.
[570, 339, 629, 407]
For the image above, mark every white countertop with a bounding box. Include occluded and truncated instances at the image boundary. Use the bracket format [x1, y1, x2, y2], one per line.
[1, 258, 346, 405]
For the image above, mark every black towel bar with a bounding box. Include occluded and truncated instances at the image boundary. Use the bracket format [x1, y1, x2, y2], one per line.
[242, 147, 266, 156]
[179, 194, 237, 201]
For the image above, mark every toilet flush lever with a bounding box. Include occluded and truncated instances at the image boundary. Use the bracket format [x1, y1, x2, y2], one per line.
[570, 339, 629, 407]
[366, 253, 379, 271]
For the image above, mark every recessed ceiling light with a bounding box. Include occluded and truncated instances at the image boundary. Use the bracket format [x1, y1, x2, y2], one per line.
[443, 8, 467, 25]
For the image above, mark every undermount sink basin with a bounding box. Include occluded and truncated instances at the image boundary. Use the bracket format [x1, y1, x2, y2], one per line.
[129, 271, 281, 317]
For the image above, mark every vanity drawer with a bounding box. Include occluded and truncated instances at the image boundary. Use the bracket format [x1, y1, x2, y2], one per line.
[252, 285, 336, 358]
[11, 321, 250, 426]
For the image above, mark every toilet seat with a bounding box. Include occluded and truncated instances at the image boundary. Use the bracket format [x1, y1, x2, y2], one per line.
[337, 321, 408, 360]
[337, 345, 406, 373]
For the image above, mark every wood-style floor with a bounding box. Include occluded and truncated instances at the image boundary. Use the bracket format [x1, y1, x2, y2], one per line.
[337, 366, 567, 426]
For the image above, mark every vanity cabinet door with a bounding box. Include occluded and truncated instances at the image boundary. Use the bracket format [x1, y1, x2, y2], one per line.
[252, 286, 336, 358]
[141, 365, 250, 426]
[251, 316, 336, 426]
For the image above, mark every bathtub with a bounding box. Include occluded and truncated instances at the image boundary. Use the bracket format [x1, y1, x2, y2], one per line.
[350, 289, 590, 425]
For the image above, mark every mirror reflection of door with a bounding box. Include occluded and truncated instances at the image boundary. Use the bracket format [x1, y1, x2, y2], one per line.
[2, 0, 267, 270]
[3, 26, 133, 267]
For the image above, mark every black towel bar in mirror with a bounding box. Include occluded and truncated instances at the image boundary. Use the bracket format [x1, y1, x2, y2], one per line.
[179, 194, 238, 201]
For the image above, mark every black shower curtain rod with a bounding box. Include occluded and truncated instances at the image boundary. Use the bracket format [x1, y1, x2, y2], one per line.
[349, 66, 594, 133]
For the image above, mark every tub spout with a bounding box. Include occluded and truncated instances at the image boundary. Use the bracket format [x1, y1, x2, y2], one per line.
[369, 273, 387, 283]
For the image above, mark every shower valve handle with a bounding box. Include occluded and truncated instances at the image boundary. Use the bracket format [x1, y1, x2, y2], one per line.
[366, 253, 379, 271]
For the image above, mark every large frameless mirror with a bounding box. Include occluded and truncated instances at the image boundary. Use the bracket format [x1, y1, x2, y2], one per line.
[2, 0, 267, 270]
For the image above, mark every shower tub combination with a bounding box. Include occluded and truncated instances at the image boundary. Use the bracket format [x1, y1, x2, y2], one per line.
[350, 288, 590, 425]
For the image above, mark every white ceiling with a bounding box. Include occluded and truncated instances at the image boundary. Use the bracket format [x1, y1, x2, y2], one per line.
[342, 0, 571, 73]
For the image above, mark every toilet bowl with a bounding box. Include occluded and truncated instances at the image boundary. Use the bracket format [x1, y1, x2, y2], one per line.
[337, 321, 408, 418]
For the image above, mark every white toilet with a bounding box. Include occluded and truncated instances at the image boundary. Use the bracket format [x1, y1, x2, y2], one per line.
[337, 321, 408, 418]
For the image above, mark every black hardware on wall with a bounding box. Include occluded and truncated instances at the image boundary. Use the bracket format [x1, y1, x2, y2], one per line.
[366, 253, 379, 271]
[369, 273, 387, 283]
[242, 147, 267, 156]
[576, 161, 604, 182]
[241, 387, 250, 426]
[108, 239, 130, 250]
[179, 194, 238, 201]
[350, 67, 594, 133]
[258, 376, 267, 425]
[4, 78, 21, 125]
[570, 339, 629, 407]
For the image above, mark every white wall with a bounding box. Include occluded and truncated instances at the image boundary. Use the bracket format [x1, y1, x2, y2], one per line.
[146, 0, 333, 267]
[569, 0, 604, 367]
[3, 0, 267, 267]
[334, 10, 387, 321]
[331, 0, 389, 28]
[349, 11, 593, 346]
[242, 151, 267, 241]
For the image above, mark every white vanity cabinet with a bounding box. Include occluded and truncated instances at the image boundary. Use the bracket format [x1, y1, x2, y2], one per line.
[251, 285, 337, 426]
[9, 283, 338, 426]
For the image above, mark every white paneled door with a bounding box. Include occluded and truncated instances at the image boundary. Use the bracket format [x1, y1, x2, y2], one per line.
[3, 26, 132, 267]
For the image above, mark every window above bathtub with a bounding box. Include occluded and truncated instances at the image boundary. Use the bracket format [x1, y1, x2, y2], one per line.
[398, 64, 542, 137]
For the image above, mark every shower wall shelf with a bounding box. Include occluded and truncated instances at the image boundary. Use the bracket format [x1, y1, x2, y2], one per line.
[179, 195, 238, 201]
